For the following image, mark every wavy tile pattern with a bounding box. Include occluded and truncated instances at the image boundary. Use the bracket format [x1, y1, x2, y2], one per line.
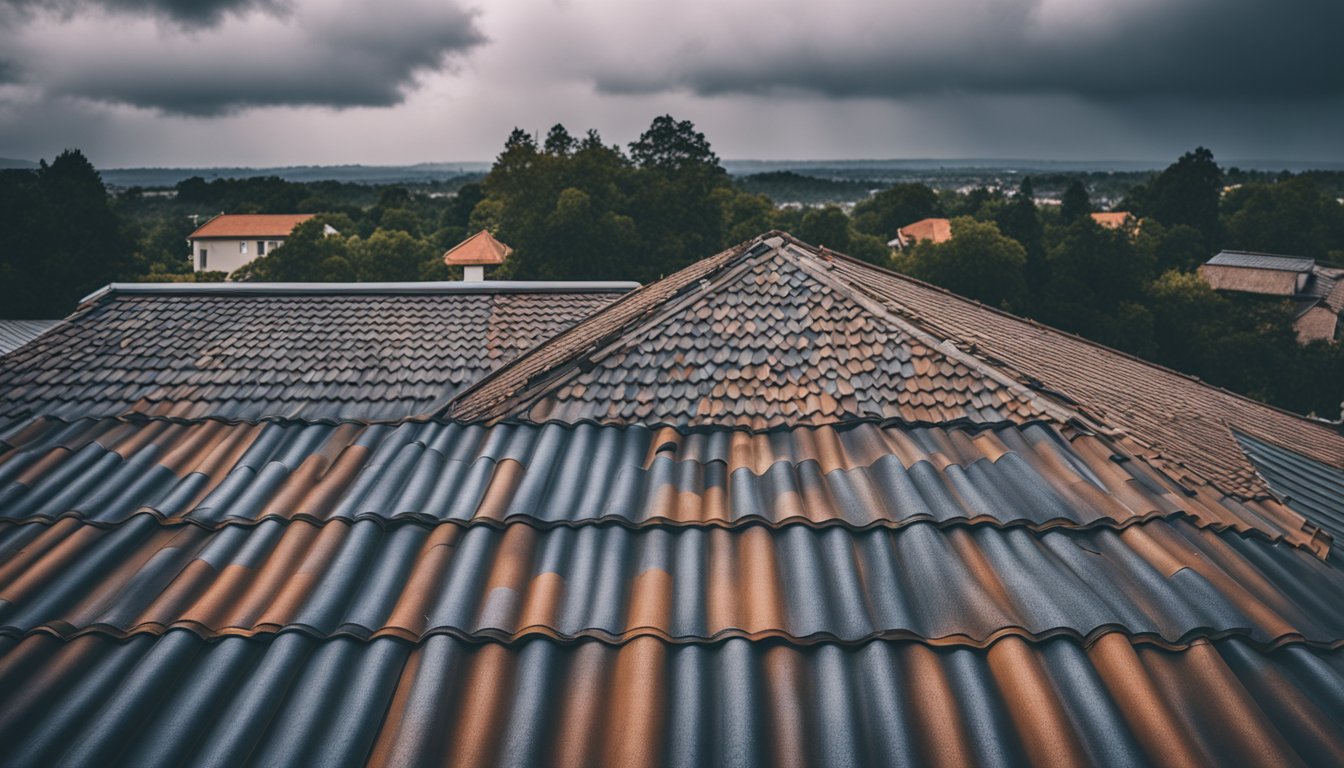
[0, 418, 1316, 547]
[0, 631, 1341, 768]
[2, 515, 1341, 645]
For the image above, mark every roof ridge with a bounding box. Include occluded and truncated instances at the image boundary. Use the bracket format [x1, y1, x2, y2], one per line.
[816, 247, 1344, 443]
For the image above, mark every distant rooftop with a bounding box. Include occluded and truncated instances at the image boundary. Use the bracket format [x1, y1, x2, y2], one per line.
[188, 213, 316, 239]
[1206, 250, 1316, 272]
[0, 319, 60, 356]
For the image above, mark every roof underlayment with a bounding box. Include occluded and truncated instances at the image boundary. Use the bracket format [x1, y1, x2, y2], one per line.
[2, 233, 1344, 766]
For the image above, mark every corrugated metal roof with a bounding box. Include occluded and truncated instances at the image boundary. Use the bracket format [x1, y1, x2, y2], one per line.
[1205, 250, 1316, 272]
[0, 320, 59, 357]
[1237, 431, 1344, 549]
[0, 287, 627, 423]
[1, 230, 1343, 766]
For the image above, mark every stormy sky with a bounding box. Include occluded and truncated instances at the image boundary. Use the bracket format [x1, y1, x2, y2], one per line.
[1, 0, 1341, 166]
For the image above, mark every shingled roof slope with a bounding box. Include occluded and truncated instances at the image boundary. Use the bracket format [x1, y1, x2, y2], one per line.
[0, 283, 631, 423]
[188, 214, 316, 239]
[3, 232, 1344, 766]
[451, 233, 1344, 500]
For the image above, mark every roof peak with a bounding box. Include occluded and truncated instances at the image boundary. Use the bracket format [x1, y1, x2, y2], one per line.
[443, 229, 513, 266]
[446, 232, 1057, 429]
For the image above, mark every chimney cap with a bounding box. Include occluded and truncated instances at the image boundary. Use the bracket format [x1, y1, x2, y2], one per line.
[444, 230, 512, 267]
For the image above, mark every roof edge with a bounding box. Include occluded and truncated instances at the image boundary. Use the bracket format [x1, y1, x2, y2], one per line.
[78, 280, 641, 304]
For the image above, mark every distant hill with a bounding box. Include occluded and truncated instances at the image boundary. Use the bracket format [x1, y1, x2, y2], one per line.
[99, 162, 491, 189]
[0, 157, 38, 169]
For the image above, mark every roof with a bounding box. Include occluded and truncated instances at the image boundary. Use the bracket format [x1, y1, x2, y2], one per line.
[1205, 250, 1316, 273]
[0, 319, 58, 356]
[894, 217, 952, 246]
[443, 229, 513, 266]
[0, 282, 632, 423]
[2, 231, 1343, 765]
[1089, 211, 1132, 229]
[1237, 431, 1344, 549]
[188, 214, 316, 239]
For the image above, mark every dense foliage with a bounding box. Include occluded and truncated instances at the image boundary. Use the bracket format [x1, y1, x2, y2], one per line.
[2, 125, 1341, 418]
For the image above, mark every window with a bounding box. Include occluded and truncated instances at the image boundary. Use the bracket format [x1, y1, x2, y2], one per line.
[240, 241, 248, 254]
[257, 240, 266, 255]
[200, 249, 208, 270]
[268, 241, 279, 250]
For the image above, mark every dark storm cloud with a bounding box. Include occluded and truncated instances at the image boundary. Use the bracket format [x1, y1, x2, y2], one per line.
[10, 1, 486, 115]
[2, 0, 285, 27]
[593, 0, 1344, 104]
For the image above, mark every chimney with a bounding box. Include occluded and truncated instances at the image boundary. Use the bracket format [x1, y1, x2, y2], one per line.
[442, 230, 512, 282]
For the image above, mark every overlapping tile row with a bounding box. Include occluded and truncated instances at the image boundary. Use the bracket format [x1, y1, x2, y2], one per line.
[2, 513, 1342, 646]
[1, 630, 1341, 767]
[0, 289, 623, 423]
[1236, 431, 1344, 550]
[517, 256, 1045, 428]
[815, 251, 1344, 498]
[0, 417, 1318, 547]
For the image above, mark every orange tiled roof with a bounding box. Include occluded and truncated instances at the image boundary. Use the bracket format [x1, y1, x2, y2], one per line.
[897, 217, 952, 245]
[443, 229, 513, 266]
[188, 213, 315, 239]
[1090, 211, 1134, 229]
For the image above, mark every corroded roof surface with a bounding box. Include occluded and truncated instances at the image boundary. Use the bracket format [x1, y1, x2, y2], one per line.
[1, 232, 1343, 766]
[0, 285, 626, 423]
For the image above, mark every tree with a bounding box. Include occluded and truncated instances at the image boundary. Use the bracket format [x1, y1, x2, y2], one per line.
[628, 115, 721, 173]
[851, 183, 940, 239]
[1059, 180, 1091, 223]
[1222, 177, 1335, 259]
[1133, 147, 1223, 247]
[349, 229, 436, 281]
[233, 217, 353, 281]
[544, 124, 576, 156]
[893, 217, 1027, 309]
[798, 206, 852, 251]
[0, 149, 134, 318]
[996, 177, 1045, 286]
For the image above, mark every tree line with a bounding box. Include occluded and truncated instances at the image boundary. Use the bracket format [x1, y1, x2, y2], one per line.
[1, 120, 1340, 417]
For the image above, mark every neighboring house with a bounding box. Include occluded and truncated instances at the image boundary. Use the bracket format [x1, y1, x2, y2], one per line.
[186, 213, 336, 274]
[2, 232, 1344, 764]
[1199, 249, 1344, 342]
[0, 318, 59, 356]
[1090, 211, 1138, 231]
[886, 216, 952, 249]
[443, 229, 513, 281]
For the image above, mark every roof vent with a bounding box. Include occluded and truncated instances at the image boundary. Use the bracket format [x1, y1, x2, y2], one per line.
[442, 230, 513, 282]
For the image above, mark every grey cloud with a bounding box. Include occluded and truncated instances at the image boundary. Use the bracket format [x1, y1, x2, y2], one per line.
[19, 1, 486, 115]
[592, 0, 1344, 104]
[2, 0, 285, 27]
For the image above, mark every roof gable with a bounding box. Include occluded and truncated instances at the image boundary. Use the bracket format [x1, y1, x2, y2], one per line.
[449, 234, 1054, 428]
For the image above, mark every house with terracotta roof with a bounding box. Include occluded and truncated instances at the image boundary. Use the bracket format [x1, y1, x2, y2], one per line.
[1199, 250, 1344, 342]
[1090, 211, 1138, 231]
[187, 213, 337, 274]
[887, 216, 952, 249]
[1, 232, 1343, 765]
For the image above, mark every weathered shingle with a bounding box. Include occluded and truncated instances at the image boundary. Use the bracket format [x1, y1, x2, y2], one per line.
[0, 284, 629, 423]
